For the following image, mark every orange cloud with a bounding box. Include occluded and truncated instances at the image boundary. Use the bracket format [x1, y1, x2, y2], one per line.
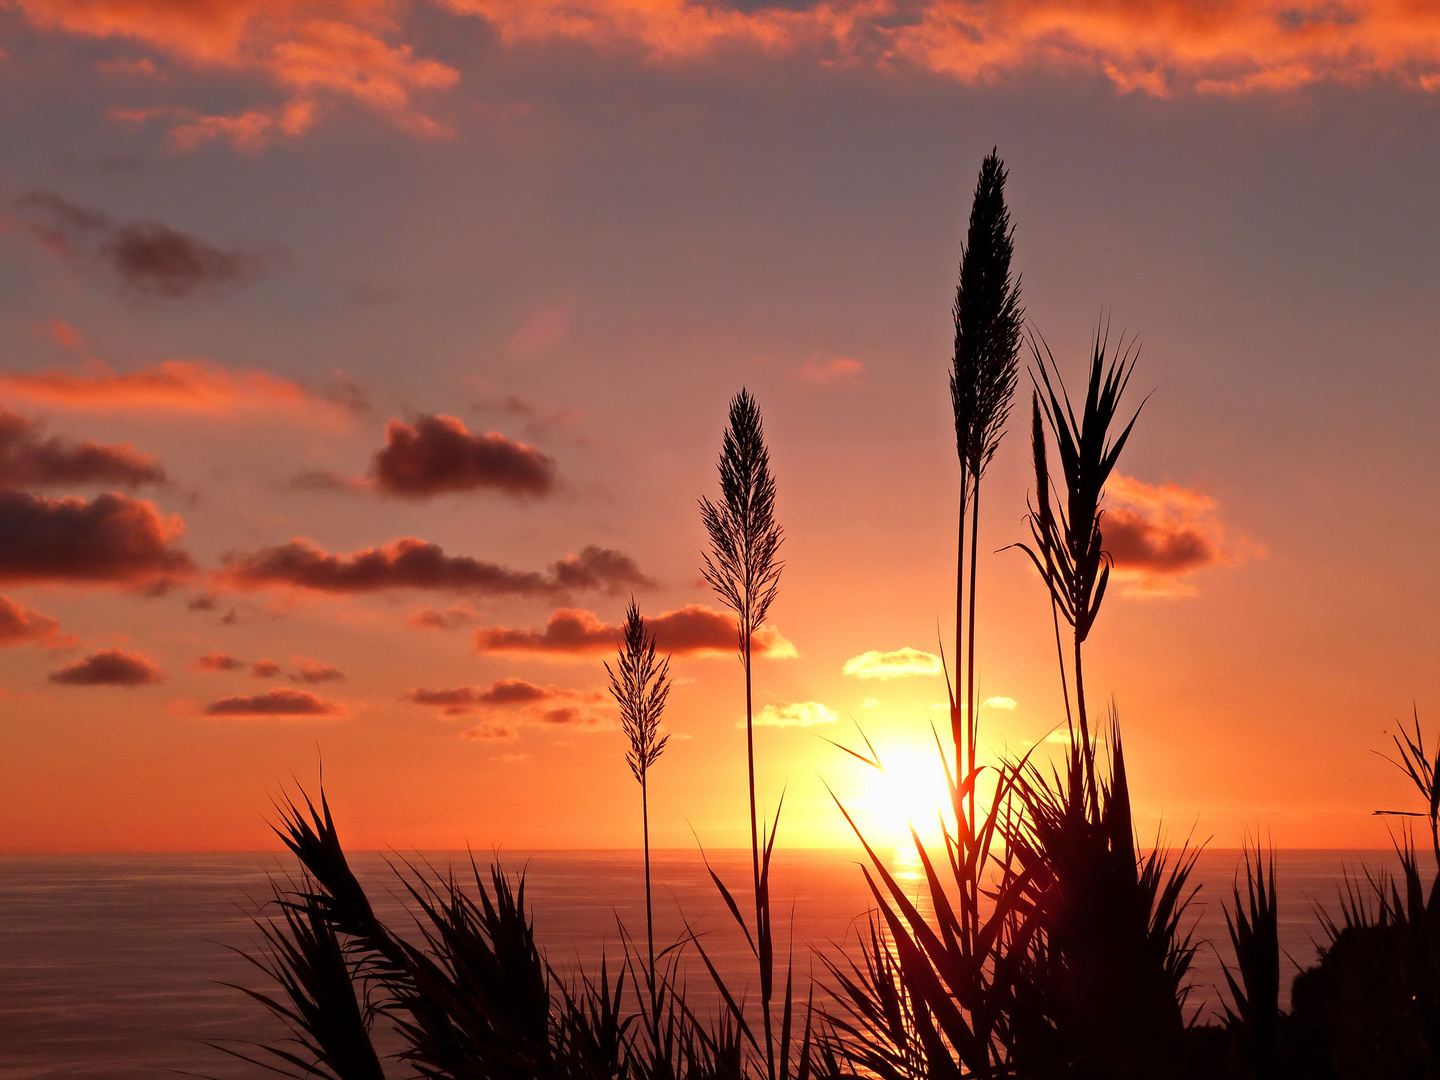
[12, 0, 458, 149]
[12, 0, 1440, 154]
[1103, 474, 1261, 597]
[473, 604, 796, 660]
[0, 360, 349, 423]
[453, 0, 1440, 98]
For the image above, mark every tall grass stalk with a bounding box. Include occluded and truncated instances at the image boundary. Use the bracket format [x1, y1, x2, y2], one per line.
[700, 388, 786, 1080]
[607, 598, 673, 1016]
[949, 149, 1023, 826]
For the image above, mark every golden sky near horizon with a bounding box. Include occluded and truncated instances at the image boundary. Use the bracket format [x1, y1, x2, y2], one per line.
[2, 0, 1439, 852]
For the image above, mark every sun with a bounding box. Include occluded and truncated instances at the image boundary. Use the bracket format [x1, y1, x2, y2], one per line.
[866, 745, 954, 849]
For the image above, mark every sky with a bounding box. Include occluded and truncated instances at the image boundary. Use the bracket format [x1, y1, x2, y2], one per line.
[2, 0, 1439, 853]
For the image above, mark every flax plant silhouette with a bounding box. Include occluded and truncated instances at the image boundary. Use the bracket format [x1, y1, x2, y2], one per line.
[950, 149, 1023, 828]
[1030, 391, 1073, 738]
[1220, 844, 1281, 1075]
[1021, 325, 1142, 797]
[699, 388, 789, 1080]
[607, 599, 673, 1017]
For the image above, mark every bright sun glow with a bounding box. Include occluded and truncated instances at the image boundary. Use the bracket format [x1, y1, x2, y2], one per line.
[866, 746, 953, 849]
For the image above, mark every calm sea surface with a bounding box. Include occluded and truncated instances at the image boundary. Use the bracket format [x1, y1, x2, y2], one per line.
[0, 848, 1428, 1080]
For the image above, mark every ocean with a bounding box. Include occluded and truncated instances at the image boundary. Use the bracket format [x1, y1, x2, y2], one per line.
[0, 848, 1426, 1079]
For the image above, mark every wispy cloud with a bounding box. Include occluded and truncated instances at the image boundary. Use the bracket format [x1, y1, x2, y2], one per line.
[406, 678, 609, 735]
[406, 604, 480, 630]
[751, 700, 837, 728]
[506, 306, 571, 358]
[193, 651, 245, 672]
[0, 359, 350, 424]
[842, 646, 941, 680]
[472, 394, 586, 440]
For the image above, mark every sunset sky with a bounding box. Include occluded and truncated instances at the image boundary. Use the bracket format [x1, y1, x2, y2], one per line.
[2, 0, 1439, 853]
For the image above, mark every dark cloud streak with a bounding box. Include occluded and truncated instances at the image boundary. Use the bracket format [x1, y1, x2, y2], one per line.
[13, 191, 255, 298]
[218, 539, 651, 597]
[0, 410, 167, 489]
[203, 688, 343, 717]
[473, 604, 793, 658]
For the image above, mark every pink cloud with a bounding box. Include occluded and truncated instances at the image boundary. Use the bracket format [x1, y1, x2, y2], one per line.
[791, 356, 864, 386]
[507, 307, 571, 358]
